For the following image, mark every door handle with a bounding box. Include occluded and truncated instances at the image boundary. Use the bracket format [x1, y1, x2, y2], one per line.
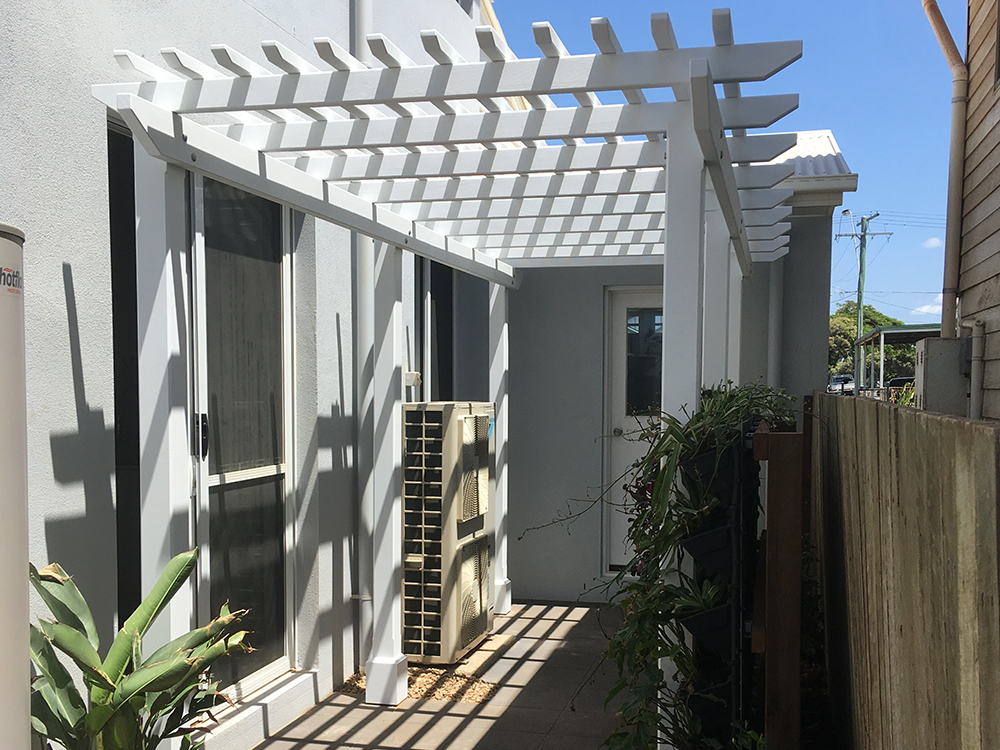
[612, 427, 624, 437]
[200, 413, 209, 459]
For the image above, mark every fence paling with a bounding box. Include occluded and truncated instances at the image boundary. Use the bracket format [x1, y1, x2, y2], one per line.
[812, 393, 1000, 750]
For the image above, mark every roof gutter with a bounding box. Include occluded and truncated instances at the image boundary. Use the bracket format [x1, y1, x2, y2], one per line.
[923, 0, 968, 339]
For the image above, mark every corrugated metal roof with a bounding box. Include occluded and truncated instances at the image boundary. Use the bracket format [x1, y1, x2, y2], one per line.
[771, 129, 854, 178]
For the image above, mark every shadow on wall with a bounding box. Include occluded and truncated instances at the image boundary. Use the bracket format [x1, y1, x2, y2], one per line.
[46, 263, 117, 649]
[296, 312, 358, 684]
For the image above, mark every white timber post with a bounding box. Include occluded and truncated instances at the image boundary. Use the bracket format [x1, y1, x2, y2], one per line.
[134, 149, 193, 649]
[0, 224, 27, 750]
[702, 199, 730, 387]
[489, 283, 512, 614]
[353, 0, 376, 672]
[726, 245, 743, 384]
[766, 257, 784, 388]
[661, 119, 707, 418]
[365, 241, 408, 706]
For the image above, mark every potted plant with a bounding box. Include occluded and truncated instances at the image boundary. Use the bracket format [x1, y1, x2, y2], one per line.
[604, 381, 792, 750]
[30, 549, 249, 750]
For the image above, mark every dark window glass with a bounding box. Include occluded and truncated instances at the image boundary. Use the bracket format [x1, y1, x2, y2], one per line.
[109, 126, 141, 626]
[626, 308, 663, 415]
[203, 179, 283, 474]
[209, 477, 285, 686]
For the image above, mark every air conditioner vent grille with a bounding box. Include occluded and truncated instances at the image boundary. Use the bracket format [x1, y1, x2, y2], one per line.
[460, 536, 490, 648]
[402, 408, 445, 658]
[460, 416, 490, 522]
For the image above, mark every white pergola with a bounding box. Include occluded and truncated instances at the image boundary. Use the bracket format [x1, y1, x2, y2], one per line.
[93, 9, 802, 706]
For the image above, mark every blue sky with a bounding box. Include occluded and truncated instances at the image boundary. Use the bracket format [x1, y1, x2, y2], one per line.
[489, 0, 967, 324]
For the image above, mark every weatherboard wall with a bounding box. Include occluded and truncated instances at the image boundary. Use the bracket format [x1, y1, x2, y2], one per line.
[962, 0, 1000, 417]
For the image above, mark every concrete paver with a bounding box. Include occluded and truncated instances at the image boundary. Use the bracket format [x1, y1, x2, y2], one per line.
[254, 603, 620, 749]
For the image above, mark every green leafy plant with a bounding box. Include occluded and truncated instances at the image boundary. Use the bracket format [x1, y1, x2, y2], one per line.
[30, 549, 250, 750]
[604, 382, 790, 750]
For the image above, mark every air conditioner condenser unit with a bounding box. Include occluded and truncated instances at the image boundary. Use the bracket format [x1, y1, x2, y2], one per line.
[401, 401, 496, 664]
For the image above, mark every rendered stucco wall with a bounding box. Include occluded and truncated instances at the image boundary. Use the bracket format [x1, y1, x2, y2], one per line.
[4, 0, 478, 745]
[781, 213, 834, 404]
[740, 211, 835, 420]
[508, 264, 660, 603]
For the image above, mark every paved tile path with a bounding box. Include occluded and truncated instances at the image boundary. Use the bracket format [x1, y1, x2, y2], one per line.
[256, 603, 622, 749]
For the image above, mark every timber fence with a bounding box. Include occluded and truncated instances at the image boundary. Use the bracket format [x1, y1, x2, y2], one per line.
[811, 393, 1000, 749]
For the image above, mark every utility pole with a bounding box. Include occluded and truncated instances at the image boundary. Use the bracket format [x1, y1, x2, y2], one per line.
[836, 212, 892, 390]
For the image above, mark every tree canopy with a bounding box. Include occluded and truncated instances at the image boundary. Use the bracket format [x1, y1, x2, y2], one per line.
[828, 301, 915, 379]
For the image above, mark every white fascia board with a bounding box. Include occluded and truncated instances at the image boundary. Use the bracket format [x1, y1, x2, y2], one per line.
[473, 230, 663, 249]
[395, 193, 662, 222]
[423, 212, 662, 236]
[313, 141, 665, 181]
[210, 95, 795, 152]
[115, 94, 516, 288]
[690, 58, 752, 277]
[93, 41, 802, 113]
[342, 169, 665, 203]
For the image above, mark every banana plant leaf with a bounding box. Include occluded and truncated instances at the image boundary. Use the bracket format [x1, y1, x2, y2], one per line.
[94, 549, 198, 705]
[30, 562, 100, 651]
[40, 620, 115, 691]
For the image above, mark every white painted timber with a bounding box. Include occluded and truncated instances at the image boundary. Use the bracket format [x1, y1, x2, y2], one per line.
[488, 284, 512, 614]
[343, 171, 665, 204]
[115, 94, 516, 287]
[366, 242, 408, 706]
[91, 40, 802, 114]
[303, 131, 794, 183]
[313, 141, 667, 181]
[702, 203, 731, 385]
[497, 243, 660, 261]
[423, 213, 663, 236]
[662, 121, 706, 417]
[475, 230, 664, 249]
[193, 95, 797, 153]
[409, 194, 662, 222]
[690, 58, 752, 276]
[746, 222, 791, 241]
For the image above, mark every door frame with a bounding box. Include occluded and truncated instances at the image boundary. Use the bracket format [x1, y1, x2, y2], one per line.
[188, 173, 297, 698]
[602, 285, 663, 576]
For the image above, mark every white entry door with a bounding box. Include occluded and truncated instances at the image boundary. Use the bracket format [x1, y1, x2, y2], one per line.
[604, 287, 663, 573]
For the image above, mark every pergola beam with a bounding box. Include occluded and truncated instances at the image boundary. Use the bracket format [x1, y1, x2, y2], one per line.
[200, 95, 797, 153]
[92, 40, 803, 114]
[117, 93, 517, 287]
[690, 58, 753, 276]
[397, 193, 662, 221]
[299, 132, 794, 182]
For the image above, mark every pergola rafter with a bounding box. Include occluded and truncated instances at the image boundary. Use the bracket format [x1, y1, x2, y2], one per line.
[95, 10, 805, 280]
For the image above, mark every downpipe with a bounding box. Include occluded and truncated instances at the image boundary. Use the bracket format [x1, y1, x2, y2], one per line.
[961, 318, 985, 419]
[923, 0, 968, 338]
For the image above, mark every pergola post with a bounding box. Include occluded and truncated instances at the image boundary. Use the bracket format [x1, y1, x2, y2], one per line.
[702, 200, 731, 386]
[365, 241, 408, 706]
[661, 120, 707, 418]
[489, 283, 512, 614]
[727, 244, 743, 383]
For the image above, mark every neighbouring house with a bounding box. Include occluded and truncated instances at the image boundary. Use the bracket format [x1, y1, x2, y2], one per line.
[3, 1, 855, 747]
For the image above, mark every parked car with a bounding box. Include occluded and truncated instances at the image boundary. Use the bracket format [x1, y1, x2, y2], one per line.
[829, 374, 855, 394]
[887, 377, 914, 389]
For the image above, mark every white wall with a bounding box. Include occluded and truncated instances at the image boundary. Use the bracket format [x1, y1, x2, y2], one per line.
[6, 0, 480, 745]
[507, 264, 660, 603]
